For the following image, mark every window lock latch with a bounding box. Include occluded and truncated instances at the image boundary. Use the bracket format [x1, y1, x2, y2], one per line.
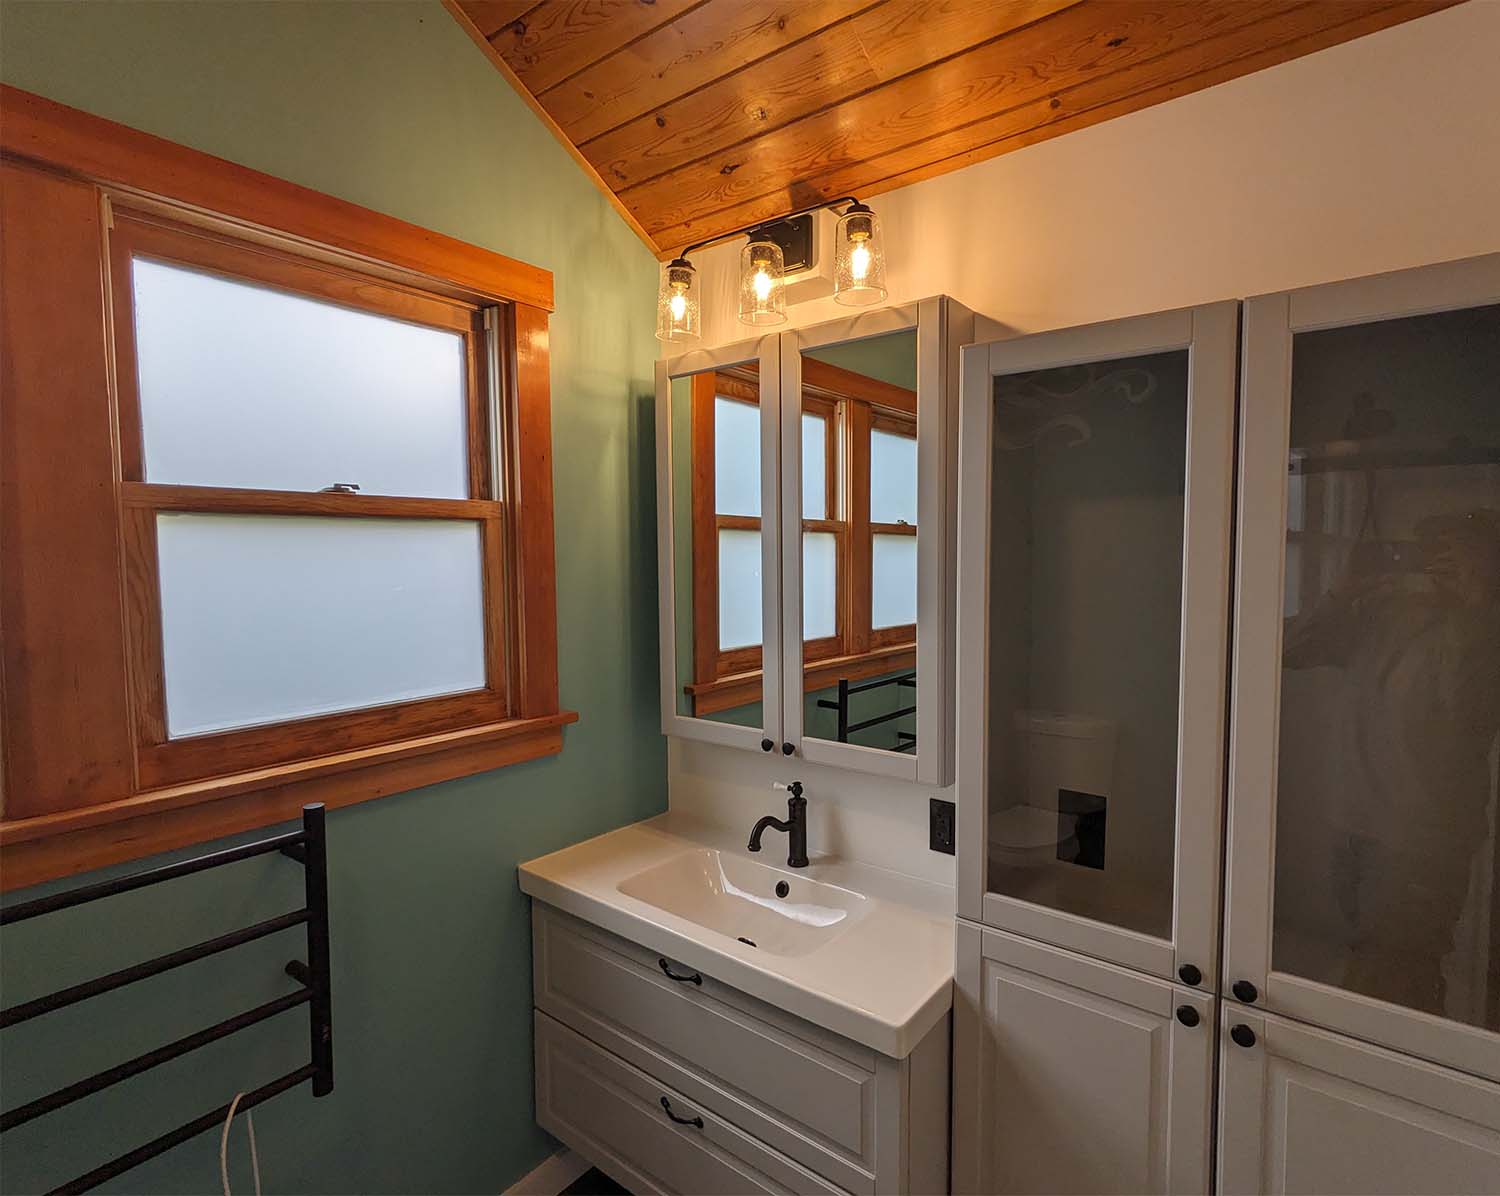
[319, 482, 361, 494]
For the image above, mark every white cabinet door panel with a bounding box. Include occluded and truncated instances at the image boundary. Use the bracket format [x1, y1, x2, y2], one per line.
[1218, 1008, 1500, 1195]
[954, 921, 1212, 1195]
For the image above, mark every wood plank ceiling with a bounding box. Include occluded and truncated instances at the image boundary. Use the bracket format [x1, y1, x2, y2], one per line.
[448, 0, 1459, 255]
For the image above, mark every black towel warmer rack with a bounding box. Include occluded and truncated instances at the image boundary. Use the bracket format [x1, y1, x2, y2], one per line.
[817, 672, 917, 752]
[0, 803, 334, 1195]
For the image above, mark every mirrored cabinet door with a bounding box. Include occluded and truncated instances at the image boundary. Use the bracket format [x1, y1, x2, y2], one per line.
[656, 336, 784, 753]
[780, 298, 969, 783]
[956, 303, 1238, 983]
[1224, 254, 1500, 1080]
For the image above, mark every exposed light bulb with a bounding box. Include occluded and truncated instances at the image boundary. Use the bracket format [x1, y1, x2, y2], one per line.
[850, 241, 871, 282]
[753, 268, 773, 302]
[669, 290, 687, 321]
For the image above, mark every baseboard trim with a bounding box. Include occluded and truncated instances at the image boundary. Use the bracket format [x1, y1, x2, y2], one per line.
[504, 1147, 591, 1196]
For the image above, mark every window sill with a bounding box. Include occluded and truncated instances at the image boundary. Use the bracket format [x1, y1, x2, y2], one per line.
[684, 643, 916, 717]
[0, 711, 578, 891]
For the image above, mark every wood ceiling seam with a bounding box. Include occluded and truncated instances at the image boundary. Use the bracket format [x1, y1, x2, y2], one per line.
[607, 0, 1086, 198]
[531, 0, 721, 102]
[572, 0, 893, 153]
[641, 0, 1404, 249]
[493, 1, 547, 43]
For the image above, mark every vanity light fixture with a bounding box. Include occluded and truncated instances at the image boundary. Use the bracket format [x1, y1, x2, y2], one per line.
[654, 197, 886, 342]
[737, 235, 787, 326]
[655, 256, 700, 343]
[832, 200, 887, 306]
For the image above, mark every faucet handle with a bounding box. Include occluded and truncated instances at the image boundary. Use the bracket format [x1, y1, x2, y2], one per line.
[772, 780, 804, 799]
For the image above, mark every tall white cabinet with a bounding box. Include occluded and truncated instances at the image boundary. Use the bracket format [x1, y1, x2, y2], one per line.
[953, 256, 1500, 1194]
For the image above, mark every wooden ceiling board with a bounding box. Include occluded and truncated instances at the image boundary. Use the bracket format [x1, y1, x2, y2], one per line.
[450, 0, 1462, 255]
[584, 0, 1078, 193]
[543, 0, 879, 146]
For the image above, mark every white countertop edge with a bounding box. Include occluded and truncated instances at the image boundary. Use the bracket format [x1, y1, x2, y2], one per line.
[516, 817, 954, 1058]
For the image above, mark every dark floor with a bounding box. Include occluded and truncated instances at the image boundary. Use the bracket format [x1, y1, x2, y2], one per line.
[559, 1166, 630, 1196]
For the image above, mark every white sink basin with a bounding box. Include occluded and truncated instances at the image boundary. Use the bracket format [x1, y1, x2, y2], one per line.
[617, 848, 870, 957]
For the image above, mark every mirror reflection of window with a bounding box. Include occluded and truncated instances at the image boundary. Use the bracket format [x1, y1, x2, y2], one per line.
[672, 364, 766, 727]
[800, 330, 919, 756]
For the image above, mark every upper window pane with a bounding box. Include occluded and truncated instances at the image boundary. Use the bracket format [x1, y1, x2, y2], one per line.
[132, 258, 469, 498]
[870, 427, 917, 524]
[714, 396, 761, 517]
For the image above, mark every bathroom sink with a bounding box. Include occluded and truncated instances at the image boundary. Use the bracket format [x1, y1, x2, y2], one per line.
[617, 848, 869, 957]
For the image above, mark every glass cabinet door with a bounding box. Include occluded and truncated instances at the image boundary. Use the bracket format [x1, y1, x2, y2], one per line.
[956, 304, 1239, 983]
[781, 298, 967, 784]
[656, 337, 783, 752]
[1223, 254, 1500, 1080]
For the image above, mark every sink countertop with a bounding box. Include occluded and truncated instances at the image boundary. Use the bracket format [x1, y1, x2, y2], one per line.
[517, 812, 955, 1058]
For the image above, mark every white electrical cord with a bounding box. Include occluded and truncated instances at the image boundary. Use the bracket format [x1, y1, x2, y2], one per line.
[219, 1091, 262, 1196]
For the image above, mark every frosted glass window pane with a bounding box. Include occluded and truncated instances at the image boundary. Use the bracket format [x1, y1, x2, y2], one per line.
[157, 514, 486, 737]
[870, 429, 917, 525]
[802, 414, 827, 519]
[132, 259, 469, 497]
[803, 532, 837, 640]
[872, 534, 917, 628]
[718, 528, 762, 650]
[714, 397, 760, 517]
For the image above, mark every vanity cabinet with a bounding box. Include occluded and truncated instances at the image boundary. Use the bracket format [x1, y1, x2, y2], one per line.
[655, 298, 977, 783]
[531, 903, 950, 1195]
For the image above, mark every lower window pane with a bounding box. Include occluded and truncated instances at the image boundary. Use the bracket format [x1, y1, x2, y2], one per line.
[717, 528, 763, 650]
[872, 534, 917, 629]
[804, 531, 838, 641]
[157, 513, 487, 737]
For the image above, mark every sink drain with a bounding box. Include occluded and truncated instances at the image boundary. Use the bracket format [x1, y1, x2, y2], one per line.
[774, 881, 790, 898]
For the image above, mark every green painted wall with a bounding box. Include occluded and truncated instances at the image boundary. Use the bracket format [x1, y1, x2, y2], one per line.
[0, 3, 664, 1193]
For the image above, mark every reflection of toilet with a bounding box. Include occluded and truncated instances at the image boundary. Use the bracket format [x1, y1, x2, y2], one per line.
[991, 712, 1117, 868]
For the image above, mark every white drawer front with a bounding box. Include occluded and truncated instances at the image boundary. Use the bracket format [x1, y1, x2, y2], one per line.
[533, 905, 879, 1188]
[536, 1011, 849, 1196]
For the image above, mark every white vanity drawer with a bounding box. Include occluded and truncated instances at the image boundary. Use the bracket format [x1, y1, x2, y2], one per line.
[532, 904, 881, 1193]
[536, 1011, 849, 1196]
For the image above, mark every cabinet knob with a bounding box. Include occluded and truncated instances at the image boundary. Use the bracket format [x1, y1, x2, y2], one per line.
[1175, 1004, 1200, 1028]
[1178, 963, 1202, 986]
[782, 742, 795, 756]
[1232, 979, 1259, 1004]
[1230, 1023, 1257, 1049]
[760, 738, 774, 752]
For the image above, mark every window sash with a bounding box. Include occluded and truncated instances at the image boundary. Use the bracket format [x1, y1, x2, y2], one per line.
[107, 213, 511, 784]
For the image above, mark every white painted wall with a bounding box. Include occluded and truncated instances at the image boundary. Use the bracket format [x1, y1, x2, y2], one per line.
[666, 1, 1500, 885]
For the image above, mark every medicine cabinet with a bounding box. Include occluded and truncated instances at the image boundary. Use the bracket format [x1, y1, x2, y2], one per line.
[655, 297, 976, 783]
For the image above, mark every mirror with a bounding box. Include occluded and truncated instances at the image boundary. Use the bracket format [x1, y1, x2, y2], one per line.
[796, 329, 920, 757]
[670, 361, 767, 729]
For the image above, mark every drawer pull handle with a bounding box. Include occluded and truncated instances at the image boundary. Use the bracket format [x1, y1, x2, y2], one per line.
[658, 959, 702, 985]
[660, 1096, 703, 1129]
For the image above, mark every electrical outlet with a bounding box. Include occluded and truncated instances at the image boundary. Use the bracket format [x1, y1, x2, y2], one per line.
[929, 798, 955, 855]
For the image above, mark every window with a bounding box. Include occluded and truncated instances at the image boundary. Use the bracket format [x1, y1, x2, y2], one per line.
[0, 89, 570, 889]
[684, 356, 917, 713]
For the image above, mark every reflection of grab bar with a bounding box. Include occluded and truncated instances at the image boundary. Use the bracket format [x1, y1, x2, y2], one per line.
[817, 673, 917, 750]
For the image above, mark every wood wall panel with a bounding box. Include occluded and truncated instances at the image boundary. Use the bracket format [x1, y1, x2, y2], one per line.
[452, 0, 1460, 255]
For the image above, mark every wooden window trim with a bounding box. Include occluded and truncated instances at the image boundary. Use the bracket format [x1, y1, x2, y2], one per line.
[682, 356, 917, 716]
[0, 87, 573, 890]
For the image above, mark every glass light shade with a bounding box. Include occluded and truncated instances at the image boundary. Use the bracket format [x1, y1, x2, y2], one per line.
[833, 203, 887, 306]
[656, 257, 700, 342]
[737, 237, 786, 326]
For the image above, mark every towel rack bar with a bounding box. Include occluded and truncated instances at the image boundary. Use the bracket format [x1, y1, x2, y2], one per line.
[48, 1062, 318, 1196]
[1, 987, 313, 1132]
[0, 908, 311, 1028]
[1, 828, 307, 926]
